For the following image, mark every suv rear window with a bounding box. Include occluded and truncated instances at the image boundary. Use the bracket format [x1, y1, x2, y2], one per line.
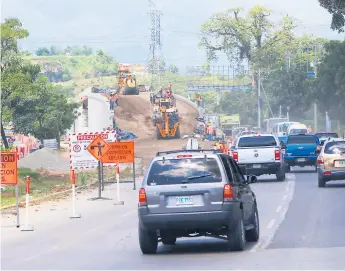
[324, 141, 345, 154]
[147, 158, 222, 185]
[288, 135, 317, 144]
[237, 136, 277, 147]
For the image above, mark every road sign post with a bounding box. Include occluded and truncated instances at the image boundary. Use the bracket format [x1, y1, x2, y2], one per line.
[1, 152, 20, 228]
[114, 166, 124, 205]
[70, 170, 81, 219]
[21, 176, 34, 231]
[87, 135, 112, 201]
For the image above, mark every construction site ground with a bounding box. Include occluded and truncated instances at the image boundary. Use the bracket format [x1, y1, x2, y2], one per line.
[114, 92, 214, 165]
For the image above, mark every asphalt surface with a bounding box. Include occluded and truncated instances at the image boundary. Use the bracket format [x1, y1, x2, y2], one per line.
[2, 168, 345, 269]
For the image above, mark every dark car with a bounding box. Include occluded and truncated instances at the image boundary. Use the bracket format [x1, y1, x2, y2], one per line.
[138, 149, 260, 254]
[315, 132, 338, 146]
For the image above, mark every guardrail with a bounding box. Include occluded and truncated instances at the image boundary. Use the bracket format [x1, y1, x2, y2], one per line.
[173, 94, 202, 116]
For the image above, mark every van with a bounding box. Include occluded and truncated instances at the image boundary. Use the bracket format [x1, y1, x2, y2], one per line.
[287, 124, 308, 135]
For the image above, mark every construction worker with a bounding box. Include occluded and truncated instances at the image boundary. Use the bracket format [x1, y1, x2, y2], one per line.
[307, 125, 312, 133]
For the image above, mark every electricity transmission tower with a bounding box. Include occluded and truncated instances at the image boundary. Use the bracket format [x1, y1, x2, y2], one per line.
[147, 0, 164, 88]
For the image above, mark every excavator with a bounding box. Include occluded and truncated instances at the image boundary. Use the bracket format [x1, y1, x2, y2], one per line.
[154, 97, 180, 139]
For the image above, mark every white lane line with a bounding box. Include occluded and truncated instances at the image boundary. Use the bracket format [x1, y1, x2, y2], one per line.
[267, 219, 276, 229]
[276, 205, 282, 213]
[24, 246, 58, 262]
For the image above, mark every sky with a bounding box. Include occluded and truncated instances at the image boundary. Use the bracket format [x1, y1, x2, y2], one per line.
[1, 0, 344, 72]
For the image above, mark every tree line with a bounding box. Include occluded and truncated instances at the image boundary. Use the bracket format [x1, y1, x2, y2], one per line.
[199, 5, 345, 126]
[1, 18, 79, 149]
[36, 45, 94, 56]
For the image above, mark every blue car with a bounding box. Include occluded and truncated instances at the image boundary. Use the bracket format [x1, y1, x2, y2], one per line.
[284, 133, 320, 172]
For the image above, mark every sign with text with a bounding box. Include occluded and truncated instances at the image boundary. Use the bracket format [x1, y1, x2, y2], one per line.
[1, 152, 18, 185]
[69, 131, 117, 169]
[101, 141, 135, 164]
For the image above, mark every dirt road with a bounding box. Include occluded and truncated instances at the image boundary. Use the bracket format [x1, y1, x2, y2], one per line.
[114, 93, 209, 165]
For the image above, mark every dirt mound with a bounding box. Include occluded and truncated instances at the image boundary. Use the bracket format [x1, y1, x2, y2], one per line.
[114, 93, 199, 165]
[18, 148, 69, 171]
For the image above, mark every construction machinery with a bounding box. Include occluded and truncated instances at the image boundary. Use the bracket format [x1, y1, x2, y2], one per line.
[116, 63, 139, 95]
[153, 96, 180, 139]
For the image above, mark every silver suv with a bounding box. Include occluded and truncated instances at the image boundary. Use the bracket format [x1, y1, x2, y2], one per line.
[138, 149, 260, 254]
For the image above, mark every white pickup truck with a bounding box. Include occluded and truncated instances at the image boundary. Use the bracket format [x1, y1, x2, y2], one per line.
[231, 134, 286, 181]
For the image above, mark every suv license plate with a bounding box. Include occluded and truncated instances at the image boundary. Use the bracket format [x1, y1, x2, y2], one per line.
[336, 160, 345, 167]
[297, 158, 306, 162]
[253, 164, 261, 168]
[176, 196, 194, 206]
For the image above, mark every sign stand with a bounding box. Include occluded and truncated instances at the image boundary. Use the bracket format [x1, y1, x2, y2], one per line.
[21, 176, 34, 231]
[1, 152, 20, 228]
[87, 136, 112, 201]
[114, 166, 124, 205]
[88, 161, 112, 201]
[132, 161, 136, 190]
[70, 170, 81, 219]
[101, 163, 105, 191]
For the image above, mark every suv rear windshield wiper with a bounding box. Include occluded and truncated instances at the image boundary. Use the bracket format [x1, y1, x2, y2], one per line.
[187, 173, 213, 180]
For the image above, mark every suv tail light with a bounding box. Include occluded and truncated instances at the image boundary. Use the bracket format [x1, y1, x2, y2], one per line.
[317, 156, 324, 165]
[275, 150, 281, 160]
[232, 152, 238, 162]
[223, 184, 234, 201]
[138, 188, 147, 206]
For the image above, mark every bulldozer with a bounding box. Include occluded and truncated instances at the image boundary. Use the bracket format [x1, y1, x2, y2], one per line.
[154, 97, 180, 139]
[116, 63, 139, 95]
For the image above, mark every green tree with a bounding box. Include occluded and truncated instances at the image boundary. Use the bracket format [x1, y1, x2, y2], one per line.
[36, 47, 51, 56]
[199, 6, 295, 65]
[316, 40, 345, 121]
[168, 64, 179, 74]
[318, 0, 345, 32]
[11, 76, 79, 147]
[1, 18, 29, 149]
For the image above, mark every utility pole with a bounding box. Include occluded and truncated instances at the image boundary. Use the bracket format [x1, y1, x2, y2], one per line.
[257, 69, 261, 129]
[314, 103, 318, 132]
[279, 105, 282, 118]
[147, 0, 163, 89]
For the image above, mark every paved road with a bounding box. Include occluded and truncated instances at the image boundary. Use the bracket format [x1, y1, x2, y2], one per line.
[2, 168, 345, 269]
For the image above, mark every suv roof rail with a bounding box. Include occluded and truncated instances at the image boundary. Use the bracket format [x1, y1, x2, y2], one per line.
[156, 149, 222, 156]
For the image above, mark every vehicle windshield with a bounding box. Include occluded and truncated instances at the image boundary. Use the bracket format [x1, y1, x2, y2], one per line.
[324, 141, 345, 154]
[289, 128, 307, 134]
[287, 135, 317, 144]
[237, 136, 277, 147]
[147, 158, 222, 185]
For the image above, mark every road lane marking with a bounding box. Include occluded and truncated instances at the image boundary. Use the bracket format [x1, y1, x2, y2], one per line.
[24, 246, 58, 262]
[250, 175, 296, 252]
[267, 219, 276, 229]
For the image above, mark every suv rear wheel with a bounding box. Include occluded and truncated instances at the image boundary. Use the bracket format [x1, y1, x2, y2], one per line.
[318, 175, 326, 188]
[139, 226, 158, 254]
[246, 207, 260, 242]
[227, 214, 246, 251]
[276, 168, 286, 182]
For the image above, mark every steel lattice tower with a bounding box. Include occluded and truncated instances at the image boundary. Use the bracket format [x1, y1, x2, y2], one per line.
[147, 0, 164, 88]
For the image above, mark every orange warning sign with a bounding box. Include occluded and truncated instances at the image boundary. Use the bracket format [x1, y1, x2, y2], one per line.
[87, 136, 110, 160]
[101, 141, 134, 164]
[1, 152, 18, 185]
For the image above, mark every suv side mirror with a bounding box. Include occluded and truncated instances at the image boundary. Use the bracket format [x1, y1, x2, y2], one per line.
[247, 174, 257, 184]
